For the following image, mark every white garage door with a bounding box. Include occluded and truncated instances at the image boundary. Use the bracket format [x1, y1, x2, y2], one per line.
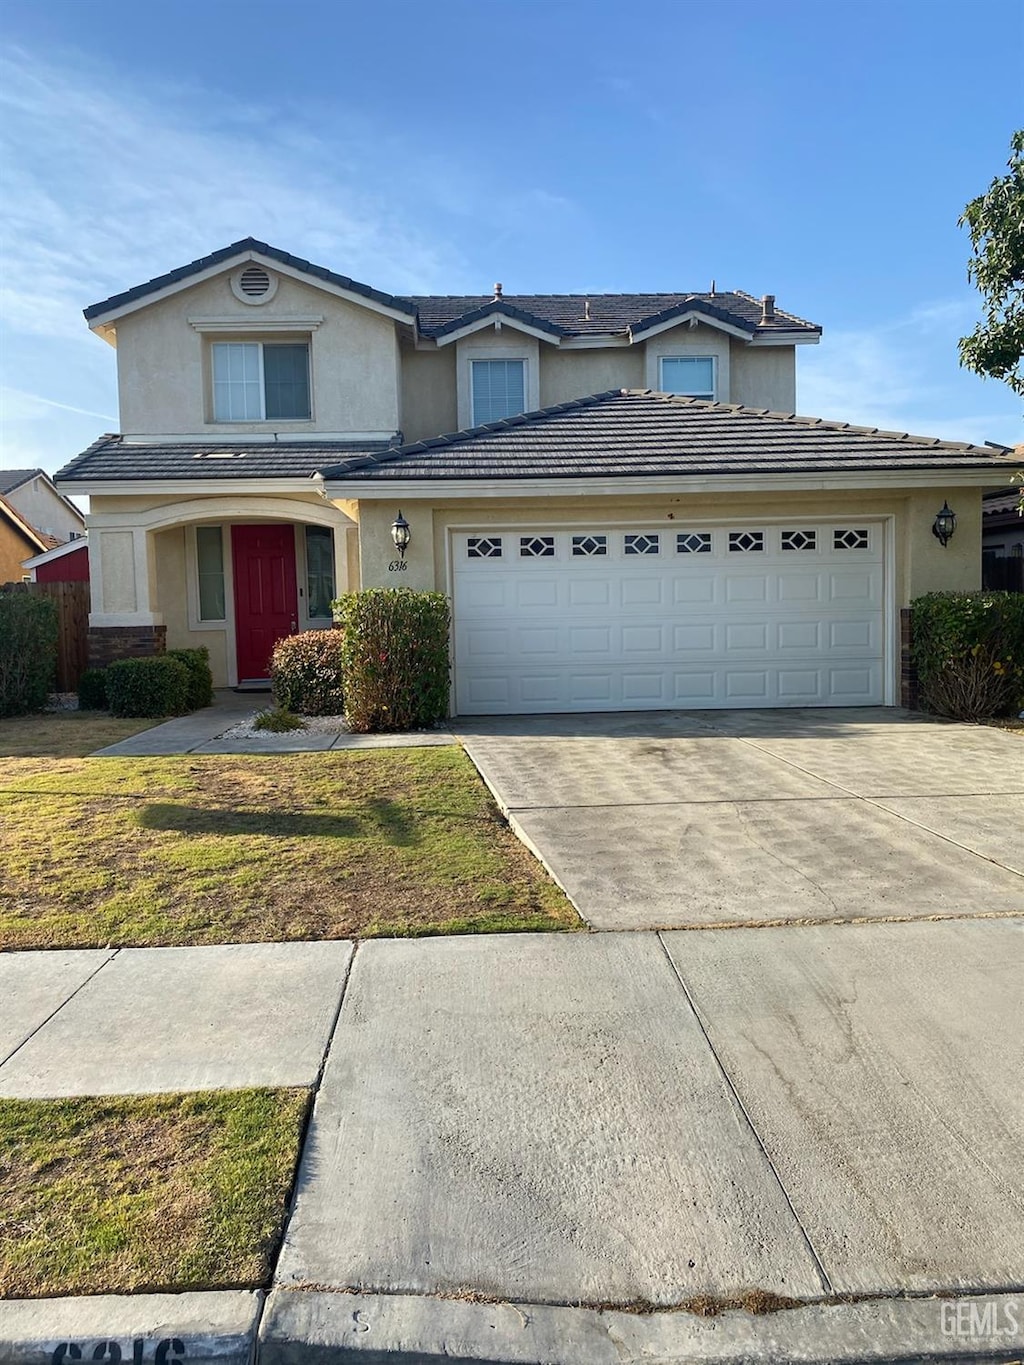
[453, 522, 887, 714]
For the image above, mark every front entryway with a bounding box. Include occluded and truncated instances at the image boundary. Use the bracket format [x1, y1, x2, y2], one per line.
[453, 522, 887, 714]
[232, 524, 298, 682]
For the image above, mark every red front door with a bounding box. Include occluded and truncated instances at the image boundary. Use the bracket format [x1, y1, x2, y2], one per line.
[232, 524, 298, 681]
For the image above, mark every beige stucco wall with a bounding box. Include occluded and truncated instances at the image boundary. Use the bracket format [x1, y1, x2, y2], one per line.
[731, 344, 797, 411]
[114, 270, 402, 437]
[400, 346, 458, 442]
[539, 347, 644, 406]
[4, 476, 84, 542]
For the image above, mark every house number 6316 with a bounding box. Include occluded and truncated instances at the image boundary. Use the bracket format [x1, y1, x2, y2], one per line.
[387, 560, 409, 573]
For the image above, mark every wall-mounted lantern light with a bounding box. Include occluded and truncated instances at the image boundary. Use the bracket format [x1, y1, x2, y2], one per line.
[391, 510, 411, 559]
[931, 501, 957, 548]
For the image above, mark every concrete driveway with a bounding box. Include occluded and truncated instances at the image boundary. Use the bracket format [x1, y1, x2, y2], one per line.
[457, 707, 1024, 929]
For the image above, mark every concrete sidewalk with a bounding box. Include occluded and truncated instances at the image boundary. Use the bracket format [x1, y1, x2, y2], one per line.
[92, 689, 456, 756]
[1, 921, 1021, 1361]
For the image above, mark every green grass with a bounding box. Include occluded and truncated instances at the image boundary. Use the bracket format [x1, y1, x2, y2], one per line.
[0, 1089, 308, 1297]
[0, 717, 579, 948]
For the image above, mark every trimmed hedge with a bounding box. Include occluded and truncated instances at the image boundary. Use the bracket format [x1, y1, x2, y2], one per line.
[333, 588, 450, 733]
[0, 589, 58, 717]
[105, 656, 191, 719]
[167, 646, 214, 710]
[77, 669, 109, 711]
[912, 591, 1024, 721]
[270, 630, 346, 716]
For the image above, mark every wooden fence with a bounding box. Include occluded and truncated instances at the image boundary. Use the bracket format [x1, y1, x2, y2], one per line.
[1, 579, 91, 692]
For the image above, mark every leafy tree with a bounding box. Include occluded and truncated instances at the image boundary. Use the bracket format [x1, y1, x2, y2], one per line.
[958, 130, 1024, 397]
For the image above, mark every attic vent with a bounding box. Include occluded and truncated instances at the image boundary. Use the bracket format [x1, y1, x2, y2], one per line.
[230, 264, 279, 304]
[240, 266, 271, 297]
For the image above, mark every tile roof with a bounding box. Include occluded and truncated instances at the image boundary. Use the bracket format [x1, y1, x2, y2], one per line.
[82, 238, 819, 339]
[0, 468, 44, 495]
[409, 291, 817, 338]
[54, 436, 393, 484]
[322, 390, 1018, 482]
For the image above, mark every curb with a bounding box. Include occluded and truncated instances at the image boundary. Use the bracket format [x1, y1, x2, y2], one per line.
[257, 1288, 1024, 1364]
[0, 1292, 261, 1365]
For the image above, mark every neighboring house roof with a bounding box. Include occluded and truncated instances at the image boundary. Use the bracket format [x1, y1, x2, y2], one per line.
[0, 494, 54, 552]
[22, 537, 89, 570]
[82, 238, 820, 341]
[983, 488, 1022, 518]
[0, 468, 44, 496]
[320, 390, 1018, 482]
[0, 466, 88, 527]
[54, 436, 393, 484]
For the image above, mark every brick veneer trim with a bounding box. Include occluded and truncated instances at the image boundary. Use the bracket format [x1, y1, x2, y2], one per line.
[88, 625, 167, 670]
[899, 607, 918, 710]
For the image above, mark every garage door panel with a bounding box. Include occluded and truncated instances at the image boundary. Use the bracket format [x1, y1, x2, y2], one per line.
[454, 524, 887, 714]
[515, 579, 560, 609]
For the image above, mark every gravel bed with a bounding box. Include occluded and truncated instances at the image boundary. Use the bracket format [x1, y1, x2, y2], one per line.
[218, 712, 351, 739]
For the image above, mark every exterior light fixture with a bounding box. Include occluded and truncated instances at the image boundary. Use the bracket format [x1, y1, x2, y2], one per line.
[391, 510, 411, 558]
[932, 501, 957, 547]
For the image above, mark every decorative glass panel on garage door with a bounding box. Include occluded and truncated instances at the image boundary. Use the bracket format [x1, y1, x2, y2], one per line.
[452, 524, 885, 714]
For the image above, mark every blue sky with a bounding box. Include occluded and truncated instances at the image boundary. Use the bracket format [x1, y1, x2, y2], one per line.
[1, 0, 1022, 483]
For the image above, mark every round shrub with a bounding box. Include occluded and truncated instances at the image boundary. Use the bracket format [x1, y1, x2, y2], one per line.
[912, 590, 1024, 721]
[271, 630, 346, 716]
[167, 646, 214, 710]
[0, 588, 58, 717]
[105, 656, 191, 718]
[334, 588, 450, 733]
[77, 668, 109, 711]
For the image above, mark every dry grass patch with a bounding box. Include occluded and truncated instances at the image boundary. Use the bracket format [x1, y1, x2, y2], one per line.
[0, 711, 157, 760]
[0, 1089, 307, 1298]
[0, 742, 579, 948]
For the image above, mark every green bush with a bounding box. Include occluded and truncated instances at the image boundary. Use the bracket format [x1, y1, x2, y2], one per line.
[77, 669, 109, 711]
[253, 706, 306, 733]
[0, 589, 58, 717]
[270, 630, 345, 716]
[105, 656, 191, 719]
[167, 646, 214, 710]
[333, 588, 450, 733]
[911, 591, 1024, 721]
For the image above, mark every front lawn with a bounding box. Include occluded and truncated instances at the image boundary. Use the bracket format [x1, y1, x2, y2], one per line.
[0, 1089, 307, 1297]
[0, 711, 157, 759]
[0, 721, 578, 948]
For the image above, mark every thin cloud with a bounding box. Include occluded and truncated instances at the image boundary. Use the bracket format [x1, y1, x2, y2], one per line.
[799, 298, 1024, 448]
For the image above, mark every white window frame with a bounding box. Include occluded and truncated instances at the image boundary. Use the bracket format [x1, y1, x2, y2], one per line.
[457, 338, 540, 429]
[657, 354, 717, 401]
[469, 356, 529, 426]
[210, 340, 312, 423]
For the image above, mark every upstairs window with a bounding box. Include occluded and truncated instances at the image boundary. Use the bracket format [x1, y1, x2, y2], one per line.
[212, 342, 311, 421]
[659, 355, 715, 401]
[471, 359, 526, 425]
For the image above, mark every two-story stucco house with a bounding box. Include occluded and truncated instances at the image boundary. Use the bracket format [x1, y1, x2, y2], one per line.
[55, 238, 1016, 713]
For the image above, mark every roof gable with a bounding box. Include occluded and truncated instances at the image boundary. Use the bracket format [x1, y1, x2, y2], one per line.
[84, 239, 420, 328]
